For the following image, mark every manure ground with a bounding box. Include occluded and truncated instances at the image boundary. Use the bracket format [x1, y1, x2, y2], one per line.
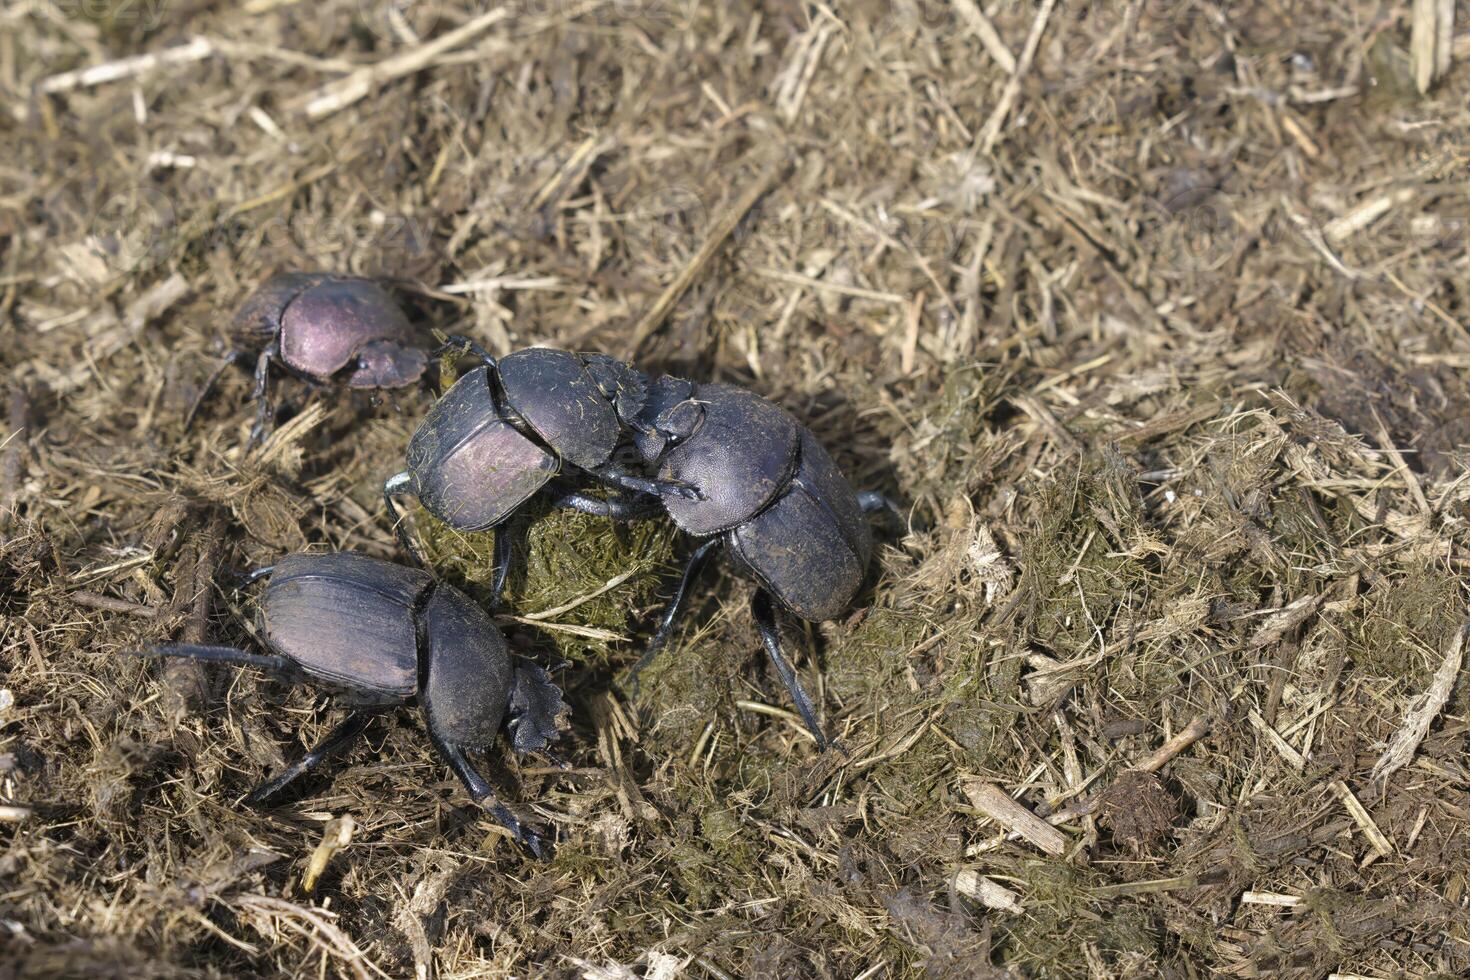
[4, 2, 1470, 978]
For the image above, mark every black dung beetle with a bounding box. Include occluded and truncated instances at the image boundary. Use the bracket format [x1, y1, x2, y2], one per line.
[187, 273, 433, 446]
[388, 343, 898, 751]
[128, 551, 565, 858]
[382, 343, 699, 601]
[615, 372, 902, 752]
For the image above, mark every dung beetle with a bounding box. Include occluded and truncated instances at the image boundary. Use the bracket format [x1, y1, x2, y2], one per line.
[187, 273, 433, 446]
[128, 551, 565, 858]
[382, 344, 700, 601]
[388, 343, 898, 750]
[614, 372, 902, 751]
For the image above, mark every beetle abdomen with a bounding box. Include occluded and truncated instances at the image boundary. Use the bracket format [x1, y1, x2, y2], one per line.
[497, 348, 620, 470]
[279, 277, 418, 383]
[791, 429, 872, 567]
[660, 383, 801, 535]
[419, 582, 513, 748]
[728, 431, 871, 622]
[231, 272, 327, 349]
[407, 368, 557, 530]
[259, 552, 429, 698]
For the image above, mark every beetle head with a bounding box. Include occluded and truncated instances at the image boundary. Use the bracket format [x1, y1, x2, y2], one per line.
[343, 339, 429, 389]
[631, 375, 703, 462]
[506, 657, 568, 754]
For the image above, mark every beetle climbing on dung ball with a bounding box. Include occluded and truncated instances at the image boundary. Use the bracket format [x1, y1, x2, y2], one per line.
[609, 368, 904, 752]
[384, 345, 903, 752]
[381, 342, 701, 603]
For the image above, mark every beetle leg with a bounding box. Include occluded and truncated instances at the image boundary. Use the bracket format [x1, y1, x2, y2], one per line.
[590, 464, 702, 501]
[858, 491, 908, 531]
[432, 334, 497, 368]
[537, 749, 574, 771]
[488, 527, 512, 610]
[752, 590, 833, 752]
[246, 343, 278, 449]
[244, 709, 384, 807]
[549, 488, 662, 522]
[623, 537, 719, 695]
[382, 471, 427, 567]
[182, 350, 250, 433]
[233, 564, 275, 588]
[428, 733, 550, 861]
[131, 643, 292, 673]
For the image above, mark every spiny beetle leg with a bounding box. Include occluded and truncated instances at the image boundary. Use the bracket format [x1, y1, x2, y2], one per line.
[244, 710, 384, 807]
[245, 344, 278, 449]
[231, 564, 275, 589]
[550, 488, 662, 522]
[591, 464, 702, 501]
[752, 589, 832, 752]
[857, 490, 907, 529]
[382, 471, 427, 568]
[489, 527, 511, 611]
[623, 537, 719, 696]
[183, 350, 251, 433]
[430, 734, 551, 861]
[133, 644, 292, 673]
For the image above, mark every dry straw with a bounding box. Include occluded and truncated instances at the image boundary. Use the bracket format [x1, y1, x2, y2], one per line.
[6, 1, 1470, 976]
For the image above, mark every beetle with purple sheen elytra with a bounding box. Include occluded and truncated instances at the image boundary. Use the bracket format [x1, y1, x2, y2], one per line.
[382, 344, 703, 600]
[185, 273, 434, 446]
[386, 343, 903, 752]
[612, 372, 904, 752]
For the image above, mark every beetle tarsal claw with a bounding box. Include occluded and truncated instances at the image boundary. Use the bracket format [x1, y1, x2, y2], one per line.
[521, 827, 552, 862]
[507, 658, 569, 754]
[482, 801, 552, 861]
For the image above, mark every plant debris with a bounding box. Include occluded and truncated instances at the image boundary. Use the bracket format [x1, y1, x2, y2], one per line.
[5, 1, 1470, 976]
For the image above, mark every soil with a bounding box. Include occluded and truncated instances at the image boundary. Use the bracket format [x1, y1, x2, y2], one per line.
[4, 2, 1470, 977]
